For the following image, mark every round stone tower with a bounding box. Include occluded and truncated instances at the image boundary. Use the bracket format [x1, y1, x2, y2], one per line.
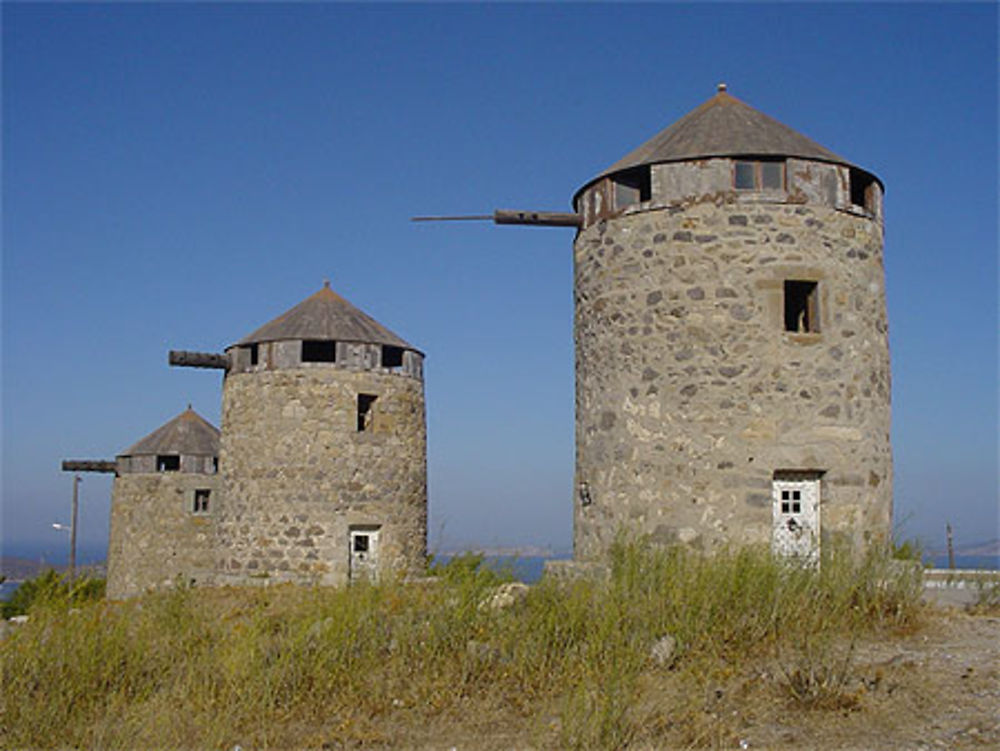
[571, 85, 891, 561]
[107, 406, 220, 598]
[217, 282, 427, 584]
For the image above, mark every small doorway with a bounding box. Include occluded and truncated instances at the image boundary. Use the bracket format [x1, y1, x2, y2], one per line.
[772, 472, 821, 561]
[349, 526, 380, 583]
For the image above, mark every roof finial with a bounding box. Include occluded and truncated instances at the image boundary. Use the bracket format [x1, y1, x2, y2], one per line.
[187, 403, 192, 411]
[323, 278, 331, 289]
[717, 82, 728, 93]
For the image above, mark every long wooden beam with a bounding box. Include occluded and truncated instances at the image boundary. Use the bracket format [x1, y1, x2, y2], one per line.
[493, 209, 581, 227]
[61, 460, 117, 473]
[168, 350, 229, 370]
[412, 209, 581, 228]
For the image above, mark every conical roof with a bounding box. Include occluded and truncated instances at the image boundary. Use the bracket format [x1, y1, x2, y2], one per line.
[577, 85, 880, 199]
[120, 407, 220, 457]
[232, 282, 416, 350]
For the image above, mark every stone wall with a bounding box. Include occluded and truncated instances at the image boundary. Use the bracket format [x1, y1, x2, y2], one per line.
[573, 174, 891, 560]
[106, 472, 220, 598]
[216, 367, 427, 585]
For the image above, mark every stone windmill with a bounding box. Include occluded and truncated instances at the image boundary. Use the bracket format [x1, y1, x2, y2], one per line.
[170, 282, 427, 585]
[420, 85, 892, 562]
[65, 406, 220, 598]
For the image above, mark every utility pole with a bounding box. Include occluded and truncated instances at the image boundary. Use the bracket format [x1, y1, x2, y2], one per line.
[946, 522, 955, 570]
[70, 474, 80, 582]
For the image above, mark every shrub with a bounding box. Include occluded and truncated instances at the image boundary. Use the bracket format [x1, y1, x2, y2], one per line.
[1, 569, 105, 619]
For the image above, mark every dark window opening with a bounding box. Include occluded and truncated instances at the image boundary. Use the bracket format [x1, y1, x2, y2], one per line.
[734, 159, 786, 191]
[781, 502, 790, 513]
[357, 393, 377, 432]
[613, 167, 652, 209]
[761, 162, 783, 189]
[193, 489, 211, 513]
[302, 340, 336, 363]
[849, 169, 875, 211]
[353, 534, 369, 553]
[792, 502, 801, 513]
[212, 457, 219, 474]
[249, 344, 259, 366]
[784, 280, 820, 333]
[734, 161, 756, 189]
[157, 455, 180, 472]
[382, 345, 404, 369]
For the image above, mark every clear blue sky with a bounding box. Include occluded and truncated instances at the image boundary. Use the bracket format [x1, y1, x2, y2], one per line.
[3, 3, 997, 562]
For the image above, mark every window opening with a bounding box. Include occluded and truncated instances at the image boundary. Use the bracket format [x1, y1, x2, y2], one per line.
[734, 160, 785, 191]
[357, 393, 377, 432]
[382, 345, 404, 369]
[193, 489, 210, 513]
[353, 534, 369, 553]
[849, 169, 875, 211]
[613, 166, 652, 210]
[761, 162, 783, 189]
[157, 455, 180, 472]
[302, 340, 336, 363]
[784, 280, 819, 333]
[249, 344, 259, 366]
[734, 161, 756, 189]
[212, 456, 219, 473]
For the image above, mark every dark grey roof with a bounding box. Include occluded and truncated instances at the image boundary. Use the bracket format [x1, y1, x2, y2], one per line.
[577, 87, 880, 198]
[232, 283, 416, 350]
[120, 407, 220, 457]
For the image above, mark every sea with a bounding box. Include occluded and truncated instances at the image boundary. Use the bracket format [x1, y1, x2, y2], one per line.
[432, 555, 555, 584]
[1, 580, 22, 602]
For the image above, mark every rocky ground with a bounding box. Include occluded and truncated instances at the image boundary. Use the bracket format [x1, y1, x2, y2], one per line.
[736, 609, 1000, 750]
[364, 605, 1000, 750]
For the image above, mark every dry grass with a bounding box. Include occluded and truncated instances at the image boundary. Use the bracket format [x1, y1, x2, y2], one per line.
[0, 541, 924, 749]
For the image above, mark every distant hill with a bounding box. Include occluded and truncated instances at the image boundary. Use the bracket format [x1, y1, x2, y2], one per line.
[928, 538, 1000, 557]
[433, 545, 567, 559]
[958, 539, 1000, 556]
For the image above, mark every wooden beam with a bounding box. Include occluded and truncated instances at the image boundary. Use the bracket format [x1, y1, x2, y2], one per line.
[168, 350, 229, 370]
[493, 209, 581, 227]
[61, 460, 117, 473]
[411, 209, 581, 228]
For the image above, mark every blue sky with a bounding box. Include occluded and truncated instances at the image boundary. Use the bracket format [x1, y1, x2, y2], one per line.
[3, 3, 997, 562]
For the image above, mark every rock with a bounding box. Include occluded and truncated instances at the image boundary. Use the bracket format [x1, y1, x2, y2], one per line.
[480, 582, 530, 611]
[650, 634, 677, 666]
[10, 615, 29, 625]
[466, 639, 501, 662]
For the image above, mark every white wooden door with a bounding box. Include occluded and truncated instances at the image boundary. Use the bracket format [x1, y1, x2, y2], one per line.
[772, 475, 820, 561]
[349, 528, 379, 583]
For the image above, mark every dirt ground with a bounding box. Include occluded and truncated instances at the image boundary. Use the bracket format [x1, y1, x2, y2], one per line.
[730, 608, 1000, 751]
[362, 605, 999, 750]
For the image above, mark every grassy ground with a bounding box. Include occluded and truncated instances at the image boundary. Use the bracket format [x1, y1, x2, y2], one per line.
[1, 542, 927, 749]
